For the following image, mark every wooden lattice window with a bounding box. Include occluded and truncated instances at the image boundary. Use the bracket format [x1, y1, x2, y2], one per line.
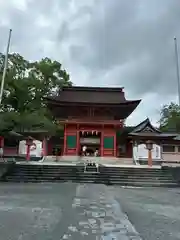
[162, 145, 175, 153]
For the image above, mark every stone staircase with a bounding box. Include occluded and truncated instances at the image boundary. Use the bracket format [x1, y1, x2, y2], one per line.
[44, 155, 135, 165]
[1, 162, 180, 187]
[99, 166, 179, 187]
[1, 164, 83, 182]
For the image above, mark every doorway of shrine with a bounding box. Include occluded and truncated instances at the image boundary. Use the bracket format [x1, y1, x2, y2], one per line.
[79, 131, 101, 156]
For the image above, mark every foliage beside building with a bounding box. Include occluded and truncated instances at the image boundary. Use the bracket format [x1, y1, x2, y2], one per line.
[0, 53, 72, 135]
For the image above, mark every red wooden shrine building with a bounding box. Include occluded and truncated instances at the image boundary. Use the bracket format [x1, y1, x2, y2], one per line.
[2, 85, 180, 163]
[46, 86, 141, 157]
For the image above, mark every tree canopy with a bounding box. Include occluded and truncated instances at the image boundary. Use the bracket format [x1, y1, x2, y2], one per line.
[0, 53, 72, 135]
[159, 102, 180, 132]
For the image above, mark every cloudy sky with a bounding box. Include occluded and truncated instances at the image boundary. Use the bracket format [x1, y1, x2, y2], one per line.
[0, 0, 180, 126]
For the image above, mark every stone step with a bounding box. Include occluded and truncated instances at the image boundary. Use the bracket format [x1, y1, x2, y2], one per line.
[99, 170, 171, 174]
[11, 169, 172, 177]
[4, 177, 178, 187]
[108, 175, 173, 179]
[106, 181, 179, 187]
[108, 177, 176, 182]
[9, 176, 99, 180]
[10, 167, 172, 176]
[99, 172, 172, 176]
[12, 170, 172, 176]
[9, 173, 173, 181]
[8, 171, 174, 179]
[99, 169, 167, 173]
[2, 163, 179, 187]
[44, 156, 135, 164]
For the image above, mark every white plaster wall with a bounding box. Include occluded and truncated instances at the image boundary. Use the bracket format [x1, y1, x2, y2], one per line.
[19, 140, 42, 157]
[133, 143, 161, 160]
[162, 153, 180, 162]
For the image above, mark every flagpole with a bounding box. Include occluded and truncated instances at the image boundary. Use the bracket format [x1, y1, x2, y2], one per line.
[0, 29, 12, 105]
[174, 37, 180, 106]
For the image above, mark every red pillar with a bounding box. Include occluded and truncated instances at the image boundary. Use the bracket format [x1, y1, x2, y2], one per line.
[42, 138, 47, 157]
[63, 124, 67, 155]
[0, 137, 4, 147]
[114, 131, 116, 157]
[76, 130, 80, 155]
[101, 129, 104, 157]
[26, 143, 30, 161]
[148, 149, 152, 167]
[0, 136, 4, 157]
[26, 138, 33, 161]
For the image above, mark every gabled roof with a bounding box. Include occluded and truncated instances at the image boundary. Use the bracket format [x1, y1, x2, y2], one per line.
[173, 135, 180, 140]
[131, 118, 161, 134]
[8, 131, 23, 137]
[128, 118, 178, 138]
[1, 130, 23, 139]
[47, 86, 141, 105]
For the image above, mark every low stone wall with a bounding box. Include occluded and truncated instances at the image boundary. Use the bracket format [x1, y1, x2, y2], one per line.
[0, 162, 15, 179]
[138, 160, 162, 165]
[162, 165, 180, 183]
[171, 167, 180, 183]
[3, 156, 42, 162]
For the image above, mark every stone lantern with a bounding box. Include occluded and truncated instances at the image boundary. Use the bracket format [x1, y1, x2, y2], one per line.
[25, 136, 34, 161]
[145, 140, 153, 167]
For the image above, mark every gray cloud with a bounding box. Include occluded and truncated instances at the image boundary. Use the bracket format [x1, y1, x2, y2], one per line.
[0, 0, 180, 124]
[63, 0, 180, 96]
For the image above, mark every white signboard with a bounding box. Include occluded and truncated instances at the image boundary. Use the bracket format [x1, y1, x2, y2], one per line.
[80, 138, 100, 144]
[18, 140, 43, 157]
[133, 143, 161, 160]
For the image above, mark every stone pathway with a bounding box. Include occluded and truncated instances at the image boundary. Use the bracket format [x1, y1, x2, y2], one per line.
[62, 184, 142, 239]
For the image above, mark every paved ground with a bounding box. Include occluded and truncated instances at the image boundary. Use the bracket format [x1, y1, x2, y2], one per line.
[114, 187, 180, 240]
[0, 183, 179, 240]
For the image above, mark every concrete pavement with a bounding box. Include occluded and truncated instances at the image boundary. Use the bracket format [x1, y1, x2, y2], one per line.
[0, 183, 179, 239]
[113, 187, 180, 240]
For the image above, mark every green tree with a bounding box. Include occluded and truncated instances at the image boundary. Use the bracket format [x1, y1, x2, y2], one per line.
[0, 53, 72, 134]
[159, 102, 180, 132]
[0, 112, 18, 134]
[27, 57, 72, 111]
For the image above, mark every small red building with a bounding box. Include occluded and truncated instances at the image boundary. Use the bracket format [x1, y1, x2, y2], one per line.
[46, 86, 141, 157]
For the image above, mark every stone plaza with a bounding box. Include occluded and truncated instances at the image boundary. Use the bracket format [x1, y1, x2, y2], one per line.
[0, 182, 180, 240]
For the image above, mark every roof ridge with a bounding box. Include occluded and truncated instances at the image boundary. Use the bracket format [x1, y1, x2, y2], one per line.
[61, 86, 124, 92]
[131, 118, 161, 134]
